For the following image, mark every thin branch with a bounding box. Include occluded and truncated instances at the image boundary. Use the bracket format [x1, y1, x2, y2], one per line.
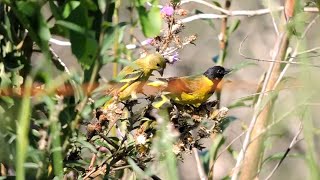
[193, 148, 207, 180]
[239, 35, 320, 68]
[232, 30, 287, 180]
[49, 47, 72, 76]
[228, 85, 304, 104]
[268, 1, 280, 36]
[181, 0, 318, 15]
[273, 15, 320, 88]
[48, 6, 318, 50]
[265, 122, 303, 180]
[249, 101, 306, 146]
[208, 131, 247, 179]
[180, 13, 227, 23]
[216, 131, 247, 161]
[181, 0, 230, 14]
[296, 46, 320, 55]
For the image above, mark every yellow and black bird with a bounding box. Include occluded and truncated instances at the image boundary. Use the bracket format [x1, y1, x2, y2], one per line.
[103, 53, 167, 108]
[152, 66, 231, 107]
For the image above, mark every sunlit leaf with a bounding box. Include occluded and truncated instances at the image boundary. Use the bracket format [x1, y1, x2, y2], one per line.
[98, 0, 107, 13]
[62, 1, 81, 18]
[136, 1, 161, 37]
[55, 20, 86, 34]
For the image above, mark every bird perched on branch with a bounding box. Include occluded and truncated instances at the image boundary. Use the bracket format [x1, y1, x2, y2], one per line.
[149, 66, 231, 107]
[103, 53, 167, 109]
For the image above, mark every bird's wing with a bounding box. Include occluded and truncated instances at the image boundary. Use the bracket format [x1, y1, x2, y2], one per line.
[161, 76, 196, 94]
[118, 68, 144, 83]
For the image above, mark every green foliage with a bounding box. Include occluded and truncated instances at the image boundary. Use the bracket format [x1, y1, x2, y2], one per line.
[135, 0, 162, 37]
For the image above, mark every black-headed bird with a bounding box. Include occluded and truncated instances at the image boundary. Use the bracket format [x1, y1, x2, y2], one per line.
[150, 66, 231, 107]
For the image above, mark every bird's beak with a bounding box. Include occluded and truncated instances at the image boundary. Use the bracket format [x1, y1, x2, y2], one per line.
[224, 68, 232, 75]
[157, 67, 165, 76]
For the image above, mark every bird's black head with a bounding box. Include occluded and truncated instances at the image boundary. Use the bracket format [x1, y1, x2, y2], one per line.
[203, 66, 231, 80]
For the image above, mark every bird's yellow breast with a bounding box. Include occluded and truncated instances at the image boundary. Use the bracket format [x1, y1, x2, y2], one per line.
[169, 76, 216, 106]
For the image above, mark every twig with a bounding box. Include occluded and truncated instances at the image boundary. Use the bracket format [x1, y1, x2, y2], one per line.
[162, 36, 197, 56]
[239, 35, 320, 68]
[192, 148, 207, 180]
[180, 13, 227, 23]
[268, 1, 280, 36]
[180, 0, 318, 15]
[112, 165, 132, 171]
[181, 0, 229, 14]
[249, 100, 308, 146]
[228, 85, 304, 103]
[296, 46, 320, 55]
[88, 154, 97, 170]
[48, 6, 318, 51]
[265, 122, 303, 180]
[273, 15, 320, 88]
[232, 29, 287, 180]
[49, 47, 72, 76]
[208, 131, 247, 179]
[216, 131, 247, 161]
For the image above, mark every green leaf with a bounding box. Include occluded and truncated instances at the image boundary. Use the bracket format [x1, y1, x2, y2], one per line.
[316, 1, 320, 13]
[0, 63, 12, 87]
[78, 139, 98, 153]
[55, 20, 86, 34]
[136, 3, 161, 37]
[227, 19, 241, 34]
[62, 1, 81, 18]
[127, 158, 150, 178]
[98, 0, 107, 13]
[194, 10, 215, 29]
[94, 96, 111, 108]
[76, 36, 98, 69]
[212, 1, 222, 7]
[0, 96, 14, 109]
[100, 22, 127, 57]
[262, 152, 302, 166]
[228, 95, 255, 109]
[60, 3, 98, 69]
[12, 72, 23, 88]
[200, 134, 225, 174]
[15, 1, 51, 52]
[49, 0, 63, 20]
[219, 116, 237, 131]
[16, 1, 36, 17]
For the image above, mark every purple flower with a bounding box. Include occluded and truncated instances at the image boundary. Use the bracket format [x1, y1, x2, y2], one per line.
[142, 38, 153, 45]
[172, 52, 179, 63]
[161, 6, 174, 16]
[165, 52, 180, 64]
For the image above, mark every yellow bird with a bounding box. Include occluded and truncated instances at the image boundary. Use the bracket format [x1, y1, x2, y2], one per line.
[103, 53, 167, 108]
[155, 66, 231, 107]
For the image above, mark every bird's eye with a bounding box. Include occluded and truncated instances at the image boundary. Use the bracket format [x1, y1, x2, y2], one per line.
[156, 63, 160, 67]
